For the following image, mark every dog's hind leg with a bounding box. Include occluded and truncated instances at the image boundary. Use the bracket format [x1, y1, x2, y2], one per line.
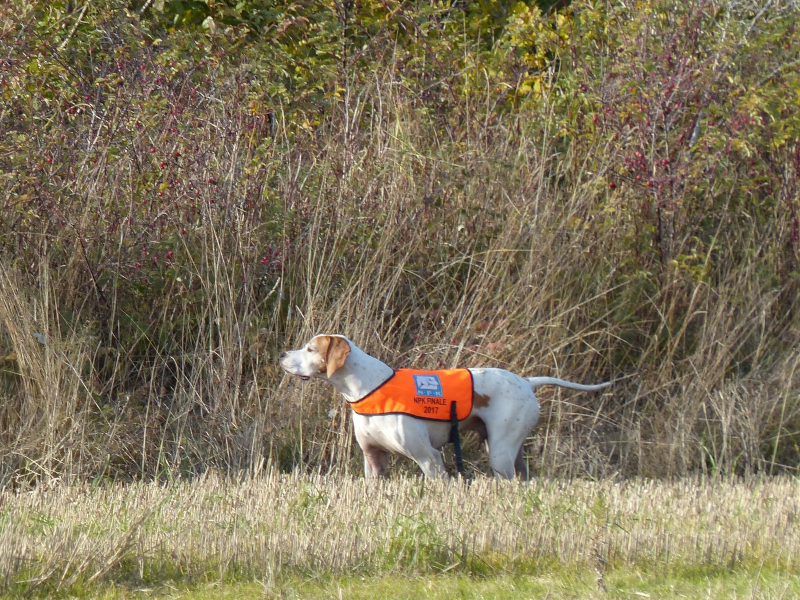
[487, 442, 520, 479]
[485, 405, 540, 479]
[514, 446, 531, 480]
[486, 439, 531, 479]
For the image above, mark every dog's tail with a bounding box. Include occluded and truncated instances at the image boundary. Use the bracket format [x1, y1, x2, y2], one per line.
[527, 377, 612, 392]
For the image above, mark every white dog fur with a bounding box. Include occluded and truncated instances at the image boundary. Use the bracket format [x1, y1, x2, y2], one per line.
[280, 334, 611, 479]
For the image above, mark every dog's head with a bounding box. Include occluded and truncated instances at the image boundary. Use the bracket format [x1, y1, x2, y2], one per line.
[279, 334, 352, 380]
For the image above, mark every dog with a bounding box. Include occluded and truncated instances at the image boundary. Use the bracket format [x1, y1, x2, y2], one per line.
[280, 334, 611, 479]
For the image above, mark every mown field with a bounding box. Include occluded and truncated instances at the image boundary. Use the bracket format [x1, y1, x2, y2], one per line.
[2, 0, 800, 486]
[1, 475, 799, 598]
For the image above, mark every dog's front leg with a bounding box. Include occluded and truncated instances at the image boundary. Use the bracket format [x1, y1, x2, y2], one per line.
[412, 447, 449, 479]
[392, 418, 449, 478]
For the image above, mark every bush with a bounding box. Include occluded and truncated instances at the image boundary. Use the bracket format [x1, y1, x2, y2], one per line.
[0, 0, 798, 484]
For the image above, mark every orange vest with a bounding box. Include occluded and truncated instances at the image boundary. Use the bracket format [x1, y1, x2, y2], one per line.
[349, 369, 473, 421]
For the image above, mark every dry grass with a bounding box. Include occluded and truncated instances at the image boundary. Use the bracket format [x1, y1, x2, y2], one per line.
[0, 474, 798, 595]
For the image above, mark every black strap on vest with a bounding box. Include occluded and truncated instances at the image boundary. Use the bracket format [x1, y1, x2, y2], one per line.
[449, 401, 465, 476]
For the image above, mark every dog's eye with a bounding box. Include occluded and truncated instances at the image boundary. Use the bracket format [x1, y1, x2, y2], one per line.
[306, 347, 312, 352]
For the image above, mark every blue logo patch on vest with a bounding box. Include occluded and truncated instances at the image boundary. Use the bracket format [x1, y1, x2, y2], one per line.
[412, 374, 443, 397]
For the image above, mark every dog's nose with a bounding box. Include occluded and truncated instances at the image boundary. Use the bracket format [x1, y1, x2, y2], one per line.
[279, 352, 286, 359]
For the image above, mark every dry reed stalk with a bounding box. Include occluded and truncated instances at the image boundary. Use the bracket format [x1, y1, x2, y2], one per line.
[0, 263, 96, 484]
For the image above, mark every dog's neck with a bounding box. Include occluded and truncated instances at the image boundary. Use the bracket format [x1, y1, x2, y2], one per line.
[328, 344, 394, 402]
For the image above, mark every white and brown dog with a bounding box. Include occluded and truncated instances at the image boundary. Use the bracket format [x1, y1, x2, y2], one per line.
[280, 334, 611, 479]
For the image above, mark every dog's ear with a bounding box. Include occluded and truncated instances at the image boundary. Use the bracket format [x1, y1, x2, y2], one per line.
[325, 336, 351, 378]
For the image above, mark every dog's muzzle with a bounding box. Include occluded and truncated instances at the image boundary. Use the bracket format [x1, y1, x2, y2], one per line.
[279, 352, 310, 380]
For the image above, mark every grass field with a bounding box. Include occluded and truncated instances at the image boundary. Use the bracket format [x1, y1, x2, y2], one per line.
[11, 569, 798, 599]
[2, 0, 800, 487]
[1, 474, 798, 598]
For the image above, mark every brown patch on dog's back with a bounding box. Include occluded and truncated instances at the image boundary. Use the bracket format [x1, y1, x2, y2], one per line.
[473, 392, 492, 408]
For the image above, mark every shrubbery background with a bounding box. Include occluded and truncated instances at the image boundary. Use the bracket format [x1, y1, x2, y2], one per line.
[1, 0, 798, 484]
